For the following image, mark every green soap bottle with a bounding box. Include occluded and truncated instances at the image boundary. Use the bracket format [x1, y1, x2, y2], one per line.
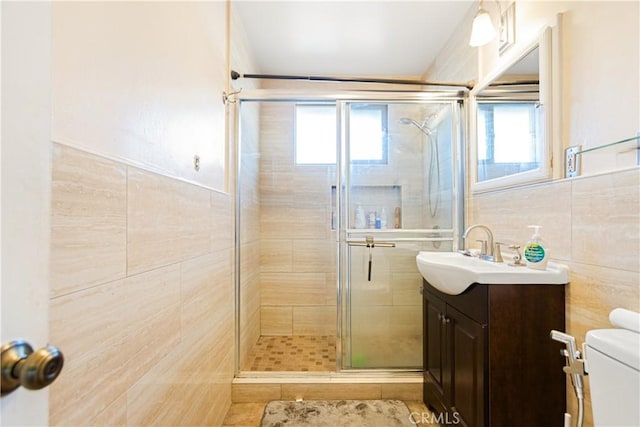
[524, 225, 549, 270]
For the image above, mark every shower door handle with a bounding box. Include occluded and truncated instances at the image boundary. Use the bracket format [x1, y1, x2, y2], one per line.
[346, 237, 397, 248]
[347, 236, 396, 282]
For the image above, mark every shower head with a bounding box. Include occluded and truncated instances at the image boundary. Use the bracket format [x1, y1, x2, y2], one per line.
[398, 117, 432, 135]
[398, 117, 421, 127]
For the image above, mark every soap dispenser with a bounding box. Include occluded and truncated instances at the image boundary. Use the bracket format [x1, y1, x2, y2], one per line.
[524, 225, 549, 270]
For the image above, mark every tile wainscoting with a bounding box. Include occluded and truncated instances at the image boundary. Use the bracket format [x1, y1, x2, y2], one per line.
[49, 143, 235, 426]
[467, 167, 640, 426]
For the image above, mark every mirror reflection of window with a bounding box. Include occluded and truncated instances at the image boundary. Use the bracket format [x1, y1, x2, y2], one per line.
[471, 26, 556, 192]
[477, 102, 540, 181]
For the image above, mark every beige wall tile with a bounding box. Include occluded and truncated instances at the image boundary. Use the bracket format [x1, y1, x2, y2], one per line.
[123, 265, 182, 387]
[292, 239, 336, 273]
[181, 251, 233, 344]
[351, 286, 393, 306]
[261, 239, 293, 272]
[292, 306, 337, 335]
[571, 169, 640, 272]
[240, 238, 261, 366]
[222, 402, 267, 426]
[51, 144, 127, 297]
[50, 264, 186, 425]
[261, 273, 326, 305]
[240, 204, 261, 244]
[232, 384, 282, 403]
[467, 180, 572, 261]
[127, 168, 212, 274]
[261, 306, 293, 336]
[391, 272, 423, 291]
[566, 261, 640, 346]
[126, 312, 233, 426]
[325, 271, 338, 305]
[352, 306, 391, 337]
[381, 383, 423, 401]
[261, 205, 329, 239]
[281, 383, 381, 400]
[50, 279, 130, 426]
[393, 289, 422, 306]
[211, 191, 234, 252]
[86, 395, 127, 427]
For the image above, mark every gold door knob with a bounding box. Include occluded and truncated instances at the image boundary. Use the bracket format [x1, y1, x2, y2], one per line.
[1, 340, 64, 396]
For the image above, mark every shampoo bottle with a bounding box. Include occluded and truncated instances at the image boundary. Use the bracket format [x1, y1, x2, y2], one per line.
[524, 225, 549, 270]
[355, 205, 366, 229]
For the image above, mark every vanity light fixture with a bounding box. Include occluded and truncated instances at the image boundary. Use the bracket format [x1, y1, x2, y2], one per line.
[469, 0, 503, 47]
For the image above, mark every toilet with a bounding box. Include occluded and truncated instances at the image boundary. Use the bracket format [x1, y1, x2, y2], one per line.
[585, 309, 640, 426]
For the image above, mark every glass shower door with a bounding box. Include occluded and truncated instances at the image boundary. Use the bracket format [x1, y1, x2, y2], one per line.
[340, 100, 461, 370]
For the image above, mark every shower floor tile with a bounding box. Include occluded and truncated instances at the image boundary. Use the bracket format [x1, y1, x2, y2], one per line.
[244, 335, 336, 372]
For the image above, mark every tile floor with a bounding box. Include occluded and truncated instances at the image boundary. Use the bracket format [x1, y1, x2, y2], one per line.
[242, 335, 336, 372]
[222, 400, 435, 426]
[233, 335, 437, 425]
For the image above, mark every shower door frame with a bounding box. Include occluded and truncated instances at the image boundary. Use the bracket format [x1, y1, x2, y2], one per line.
[233, 90, 466, 376]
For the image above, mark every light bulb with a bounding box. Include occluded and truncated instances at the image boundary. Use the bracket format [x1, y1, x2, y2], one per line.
[469, 9, 497, 47]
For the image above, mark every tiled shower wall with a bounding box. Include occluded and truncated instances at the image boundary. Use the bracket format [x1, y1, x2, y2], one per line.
[258, 102, 338, 336]
[49, 144, 234, 425]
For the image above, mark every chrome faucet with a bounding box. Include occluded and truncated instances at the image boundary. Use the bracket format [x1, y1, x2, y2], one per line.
[462, 224, 495, 261]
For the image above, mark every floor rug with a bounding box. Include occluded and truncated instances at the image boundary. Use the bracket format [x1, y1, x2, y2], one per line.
[260, 399, 414, 427]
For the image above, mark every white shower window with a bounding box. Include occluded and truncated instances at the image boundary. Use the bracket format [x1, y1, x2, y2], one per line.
[295, 104, 388, 165]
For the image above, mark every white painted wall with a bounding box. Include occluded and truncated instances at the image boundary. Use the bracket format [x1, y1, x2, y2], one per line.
[52, 2, 228, 191]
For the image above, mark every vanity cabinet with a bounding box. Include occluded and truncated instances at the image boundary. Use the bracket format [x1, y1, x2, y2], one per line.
[422, 280, 566, 427]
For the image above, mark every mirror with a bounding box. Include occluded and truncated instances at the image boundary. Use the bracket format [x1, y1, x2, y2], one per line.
[470, 26, 554, 192]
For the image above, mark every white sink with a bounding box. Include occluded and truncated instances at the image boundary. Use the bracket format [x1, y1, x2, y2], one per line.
[416, 251, 569, 295]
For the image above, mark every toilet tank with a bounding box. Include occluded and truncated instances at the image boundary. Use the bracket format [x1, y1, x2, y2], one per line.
[585, 309, 640, 427]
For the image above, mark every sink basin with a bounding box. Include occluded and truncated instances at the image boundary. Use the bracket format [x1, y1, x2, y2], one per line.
[416, 251, 569, 295]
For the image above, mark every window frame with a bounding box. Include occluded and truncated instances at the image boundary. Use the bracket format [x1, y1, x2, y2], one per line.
[294, 103, 389, 166]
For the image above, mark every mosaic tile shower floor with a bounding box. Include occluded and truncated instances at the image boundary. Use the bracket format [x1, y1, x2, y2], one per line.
[243, 335, 337, 372]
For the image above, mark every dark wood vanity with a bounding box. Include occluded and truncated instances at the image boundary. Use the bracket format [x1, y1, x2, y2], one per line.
[422, 280, 567, 427]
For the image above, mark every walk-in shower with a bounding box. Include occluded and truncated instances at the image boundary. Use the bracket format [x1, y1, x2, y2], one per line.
[234, 92, 464, 375]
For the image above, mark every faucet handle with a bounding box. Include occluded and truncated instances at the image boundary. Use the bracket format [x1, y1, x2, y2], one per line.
[475, 239, 488, 255]
[495, 242, 524, 266]
[509, 244, 524, 265]
[493, 242, 505, 263]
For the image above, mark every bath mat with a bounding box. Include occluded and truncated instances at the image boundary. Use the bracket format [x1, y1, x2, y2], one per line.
[260, 399, 414, 427]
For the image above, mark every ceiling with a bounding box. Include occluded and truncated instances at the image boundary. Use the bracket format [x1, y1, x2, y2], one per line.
[233, 1, 475, 78]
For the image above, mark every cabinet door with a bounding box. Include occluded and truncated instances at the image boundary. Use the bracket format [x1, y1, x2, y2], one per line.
[447, 305, 486, 427]
[423, 290, 448, 410]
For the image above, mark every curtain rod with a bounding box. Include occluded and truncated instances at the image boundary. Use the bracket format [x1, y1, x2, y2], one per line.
[230, 70, 472, 90]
